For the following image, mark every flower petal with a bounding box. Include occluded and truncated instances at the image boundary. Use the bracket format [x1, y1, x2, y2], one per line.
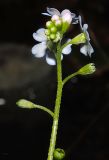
[62, 39, 72, 55]
[61, 9, 72, 24]
[61, 9, 71, 17]
[33, 28, 47, 42]
[71, 12, 76, 18]
[42, 12, 51, 16]
[80, 43, 94, 56]
[78, 15, 83, 30]
[85, 30, 90, 41]
[32, 42, 47, 58]
[62, 45, 72, 55]
[72, 17, 79, 24]
[80, 44, 88, 56]
[46, 54, 56, 65]
[83, 24, 88, 32]
[87, 43, 94, 57]
[47, 7, 60, 16]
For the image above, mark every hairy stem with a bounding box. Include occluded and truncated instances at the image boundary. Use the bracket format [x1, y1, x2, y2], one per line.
[47, 44, 63, 160]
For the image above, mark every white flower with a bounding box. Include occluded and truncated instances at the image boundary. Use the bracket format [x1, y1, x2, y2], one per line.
[42, 7, 78, 24]
[79, 16, 94, 57]
[32, 28, 47, 58]
[32, 28, 72, 65]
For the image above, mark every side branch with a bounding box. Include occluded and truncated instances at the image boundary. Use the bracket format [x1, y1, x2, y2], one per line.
[17, 99, 54, 117]
[63, 72, 78, 86]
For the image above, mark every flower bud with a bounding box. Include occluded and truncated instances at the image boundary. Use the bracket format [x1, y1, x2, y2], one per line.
[55, 20, 62, 29]
[70, 33, 86, 45]
[16, 99, 34, 109]
[52, 15, 60, 21]
[46, 21, 54, 29]
[62, 12, 72, 24]
[61, 10, 72, 33]
[53, 32, 61, 42]
[50, 33, 56, 40]
[77, 63, 96, 75]
[50, 26, 57, 33]
[53, 148, 65, 160]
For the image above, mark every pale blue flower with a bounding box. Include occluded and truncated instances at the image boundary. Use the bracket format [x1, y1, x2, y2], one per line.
[32, 28, 72, 65]
[42, 7, 78, 24]
[79, 16, 94, 57]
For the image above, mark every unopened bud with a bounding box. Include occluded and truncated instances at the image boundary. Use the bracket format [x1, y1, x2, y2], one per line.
[53, 148, 65, 160]
[16, 99, 34, 109]
[46, 21, 54, 29]
[61, 9, 72, 23]
[50, 26, 57, 33]
[61, 10, 72, 33]
[53, 32, 61, 42]
[62, 13, 72, 24]
[77, 63, 96, 75]
[70, 33, 86, 45]
[52, 15, 60, 21]
[50, 33, 56, 40]
[55, 20, 62, 29]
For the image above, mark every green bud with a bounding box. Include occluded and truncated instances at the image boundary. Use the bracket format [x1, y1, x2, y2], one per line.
[53, 148, 65, 160]
[46, 21, 54, 29]
[55, 20, 62, 29]
[61, 22, 70, 33]
[50, 26, 57, 33]
[16, 99, 34, 109]
[70, 33, 86, 45]
[45, 29, 51, 36]
[50, 33, 56, 40]
[53, 32, 61, 42]
[77, 63, 96, 75]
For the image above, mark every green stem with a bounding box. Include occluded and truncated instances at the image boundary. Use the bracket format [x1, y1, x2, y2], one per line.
[63, 72, 78, 86]
[47, 43, 63, 160]
[33, 104, 54, 117]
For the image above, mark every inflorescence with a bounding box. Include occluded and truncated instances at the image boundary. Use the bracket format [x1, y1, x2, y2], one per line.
[32, 7, 94, 65]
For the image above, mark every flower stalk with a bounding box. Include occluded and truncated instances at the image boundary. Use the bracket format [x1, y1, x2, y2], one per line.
[47, 43, 63, 160]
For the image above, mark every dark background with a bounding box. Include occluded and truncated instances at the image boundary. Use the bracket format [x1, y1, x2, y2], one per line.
[0, 0, 109, 159]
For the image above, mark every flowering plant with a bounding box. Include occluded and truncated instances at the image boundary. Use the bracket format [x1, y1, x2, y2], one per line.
[17, 7, 95, 160]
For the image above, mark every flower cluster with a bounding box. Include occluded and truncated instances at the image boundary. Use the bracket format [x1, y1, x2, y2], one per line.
[43, 8, 78, 42]
[45, 18, 62, 43]
[32, 7, 94, 65]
